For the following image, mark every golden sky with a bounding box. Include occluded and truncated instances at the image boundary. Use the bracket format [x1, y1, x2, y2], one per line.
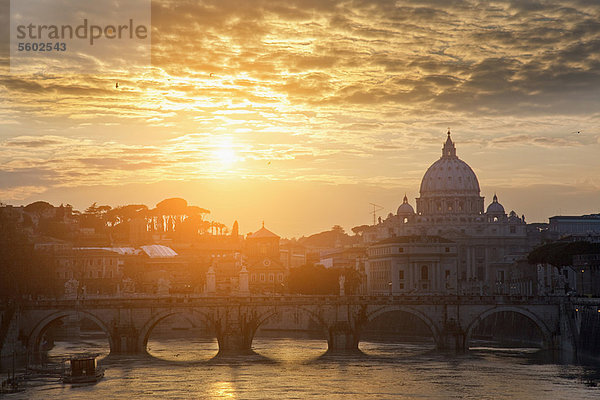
[1, 0, 599, 237]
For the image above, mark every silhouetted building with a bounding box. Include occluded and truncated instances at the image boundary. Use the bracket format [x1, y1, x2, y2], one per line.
[361, 132, 530, 295]
[319, 246, 366, 269]
[572, 254, 600, 297]
[549, 215, 600, 238]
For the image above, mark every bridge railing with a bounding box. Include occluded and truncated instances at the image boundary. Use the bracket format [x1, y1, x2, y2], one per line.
[13, 293, 569, 309]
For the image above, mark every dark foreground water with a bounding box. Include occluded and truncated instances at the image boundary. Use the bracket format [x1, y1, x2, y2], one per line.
[5, 336, 600, 399]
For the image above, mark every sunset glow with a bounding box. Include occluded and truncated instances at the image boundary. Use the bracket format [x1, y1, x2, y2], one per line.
[1, 1, 599, 237]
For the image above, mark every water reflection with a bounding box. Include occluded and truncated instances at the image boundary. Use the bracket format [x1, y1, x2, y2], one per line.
[8, 336, 600, 400]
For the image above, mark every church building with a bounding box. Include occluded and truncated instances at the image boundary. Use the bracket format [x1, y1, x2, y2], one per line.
[363, 132, 530, 295]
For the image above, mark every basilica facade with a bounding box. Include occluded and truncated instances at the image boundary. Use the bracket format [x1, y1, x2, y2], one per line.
[364, 132, 531, 295]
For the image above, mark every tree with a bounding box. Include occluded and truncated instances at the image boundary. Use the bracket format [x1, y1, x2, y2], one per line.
[351, 225, 370, 236]
[24, 201, 54, 215]
[527, 241, 600, 267]
[0, 212, 36, 298]
[152, 198, 210, 234]
[331, 225, 345, 234]
[287, 264, 361, 295]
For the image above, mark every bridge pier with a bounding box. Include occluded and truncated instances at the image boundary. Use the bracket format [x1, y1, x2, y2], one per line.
[437, 319, 466, 352]
[214, 311, 258, 355]
[217, 330, 253, 354]
[111, 325, 143, 354]
[327, 322, 359, 352]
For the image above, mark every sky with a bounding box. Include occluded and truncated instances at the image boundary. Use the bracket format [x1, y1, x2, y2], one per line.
[0, 0, 599, 238]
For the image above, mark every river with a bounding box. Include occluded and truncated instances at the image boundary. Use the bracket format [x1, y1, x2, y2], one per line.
[4, 335, 600, 399]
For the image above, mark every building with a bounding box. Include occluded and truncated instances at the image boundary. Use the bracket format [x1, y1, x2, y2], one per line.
[319, 246, 366, 269]
[52, 248, 124, 296]
[366, 236, 457, 295]
[279, 241, 307, 269]
[362, 131, 531, 295]
[572, 254, 600, 297]
[245, 223, 287, 293]
[549, 215, 600, 238]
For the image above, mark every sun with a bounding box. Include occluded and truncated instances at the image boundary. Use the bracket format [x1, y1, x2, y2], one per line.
[212, 146, 236, 167]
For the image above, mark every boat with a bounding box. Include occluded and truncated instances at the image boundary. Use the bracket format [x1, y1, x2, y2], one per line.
[61, 354, 104, 384]
[1, 352, 25, 394]
[1, 377, 25, 394]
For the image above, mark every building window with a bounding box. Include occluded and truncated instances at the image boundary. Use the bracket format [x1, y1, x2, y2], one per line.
[278, 273, 283, 282]
[445, 247, 450, 253]
[399, 247, 403, 253]
[421, 265, 428, 280]
[260, 273, 265, 282]
[251, 274, 256, 282]
[399, 270, 404, 280]
[269, 273, 274, 282]
[399, 283, 404, 289]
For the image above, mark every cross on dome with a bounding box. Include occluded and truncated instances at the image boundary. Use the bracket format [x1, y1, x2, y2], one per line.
[442, 130, 457, 158]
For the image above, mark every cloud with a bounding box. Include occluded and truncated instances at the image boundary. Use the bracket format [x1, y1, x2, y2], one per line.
[0, 0, 599, 235]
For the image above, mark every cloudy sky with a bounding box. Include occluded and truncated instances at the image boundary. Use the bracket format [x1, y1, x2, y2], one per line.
[1, 0, 599, 237]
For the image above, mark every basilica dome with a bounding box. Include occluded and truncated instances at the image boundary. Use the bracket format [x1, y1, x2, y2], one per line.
[486, 194, 505, 214]
[419, 132, 480, 195]
[397, 194, 415, 215]
[416, 131, 485, 216]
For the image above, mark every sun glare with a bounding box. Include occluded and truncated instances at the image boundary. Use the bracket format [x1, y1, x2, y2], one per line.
[213, 146, 237, 167]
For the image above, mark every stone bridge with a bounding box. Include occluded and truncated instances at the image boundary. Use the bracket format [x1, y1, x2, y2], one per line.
[8, 295, 579, 358]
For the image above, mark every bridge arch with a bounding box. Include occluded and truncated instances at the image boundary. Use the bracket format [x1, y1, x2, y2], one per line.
[27, 309, 113, 357]
[365, 305, 441, 346]
[254, 305, 329, 335]
[138, 309, 215, 353]
[466, 306, 553, 349]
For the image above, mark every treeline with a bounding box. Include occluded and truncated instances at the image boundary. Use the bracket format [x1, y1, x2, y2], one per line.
[0, 211, 53, 299]
[15, 197, 232, 243]
[287, 263, 361, 295]
[527, 241, 600, 267]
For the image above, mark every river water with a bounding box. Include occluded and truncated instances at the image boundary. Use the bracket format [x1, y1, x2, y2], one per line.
[6, 335, 600, 399]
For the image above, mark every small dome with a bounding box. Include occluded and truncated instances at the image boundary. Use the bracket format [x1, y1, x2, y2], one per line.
[397, 194, 415, 215]
[486, 194, 505, 214]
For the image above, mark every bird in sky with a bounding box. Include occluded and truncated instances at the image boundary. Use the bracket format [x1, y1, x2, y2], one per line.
[209, 73, 214, 77]
[116, 82, 119, 89]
